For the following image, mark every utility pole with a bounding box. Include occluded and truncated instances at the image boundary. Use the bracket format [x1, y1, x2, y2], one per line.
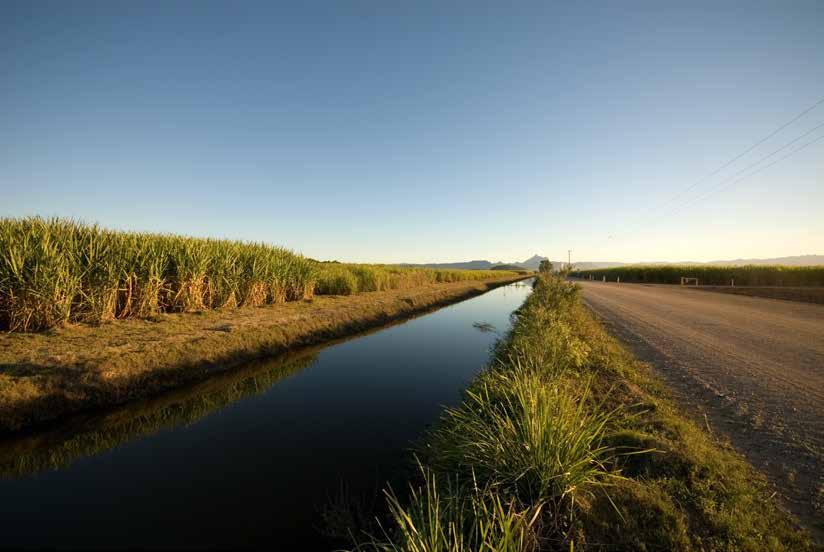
[567, 250, 572, 271]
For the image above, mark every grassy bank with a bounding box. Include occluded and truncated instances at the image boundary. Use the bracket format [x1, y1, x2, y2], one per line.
[347, 274, 811, 551]
[571, 264, 824, 286]
[0, 275, 526, 433]
[0, 217, 519, 332]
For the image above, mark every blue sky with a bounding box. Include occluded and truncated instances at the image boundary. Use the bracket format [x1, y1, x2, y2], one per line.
[2, 1, 822, 263]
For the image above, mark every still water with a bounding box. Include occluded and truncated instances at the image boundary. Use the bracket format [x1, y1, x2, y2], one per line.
[0, 279, 532, 550]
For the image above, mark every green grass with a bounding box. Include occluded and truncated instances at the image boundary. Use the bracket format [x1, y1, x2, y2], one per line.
[571, 264, 824, 286]
[352, 465, 543, 552]
[0, 217, 518, 332]
[425, 365, 616, 513]
[345, 274, 811, 551]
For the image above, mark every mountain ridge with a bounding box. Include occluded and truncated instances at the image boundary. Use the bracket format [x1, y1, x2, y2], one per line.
[400, 255, 824, 271]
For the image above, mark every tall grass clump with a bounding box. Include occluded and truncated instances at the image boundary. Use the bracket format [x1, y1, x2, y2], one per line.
[353, 466, 542, 552]
[571, 264, 824, 286]
[0, 218, 80, 331]
[0, 217, 317, 331]
[315, 265, 360, 295]
[428, 365, 615, 511]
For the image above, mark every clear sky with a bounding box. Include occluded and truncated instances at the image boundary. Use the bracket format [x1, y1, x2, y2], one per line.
[2, 1, 822, 263]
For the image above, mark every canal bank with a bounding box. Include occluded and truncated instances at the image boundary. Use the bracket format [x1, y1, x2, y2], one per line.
[0, 275, 529, 434]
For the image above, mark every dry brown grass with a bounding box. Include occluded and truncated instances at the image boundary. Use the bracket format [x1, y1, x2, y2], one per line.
[0, 275, 527, 433]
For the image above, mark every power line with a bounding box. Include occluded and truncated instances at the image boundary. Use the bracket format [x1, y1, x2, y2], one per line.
[666, 131, 824, 218]
[646, 119, 824, 223]
[648, 95, 824, 215]
[603, 96, 824, 244]
[605, 125, 824, 245]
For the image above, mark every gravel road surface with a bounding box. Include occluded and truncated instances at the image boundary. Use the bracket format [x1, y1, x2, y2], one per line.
[578, 280, 824, 539]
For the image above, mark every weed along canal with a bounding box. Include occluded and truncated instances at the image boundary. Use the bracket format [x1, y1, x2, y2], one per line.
[0, 279, 533, 550]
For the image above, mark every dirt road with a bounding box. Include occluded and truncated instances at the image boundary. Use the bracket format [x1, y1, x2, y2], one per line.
[577, 280, 824, 538]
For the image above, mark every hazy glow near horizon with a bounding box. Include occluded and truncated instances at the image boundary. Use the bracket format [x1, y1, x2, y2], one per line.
[2, 2, 822, 264]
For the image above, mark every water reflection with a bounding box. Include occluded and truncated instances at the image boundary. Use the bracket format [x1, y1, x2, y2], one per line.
[0, 350, 318, 479]
[0, 279, 533, 550]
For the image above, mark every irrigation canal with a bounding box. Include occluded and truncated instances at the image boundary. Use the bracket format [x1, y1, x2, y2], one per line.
[0, 279, 533, 549]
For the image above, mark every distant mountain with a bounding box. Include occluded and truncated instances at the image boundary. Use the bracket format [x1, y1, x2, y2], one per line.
[517, 255, 550, 270]
[401, 255, 553, 271]
[399, 255, 824, 271]
[572, 255, 824, 269]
